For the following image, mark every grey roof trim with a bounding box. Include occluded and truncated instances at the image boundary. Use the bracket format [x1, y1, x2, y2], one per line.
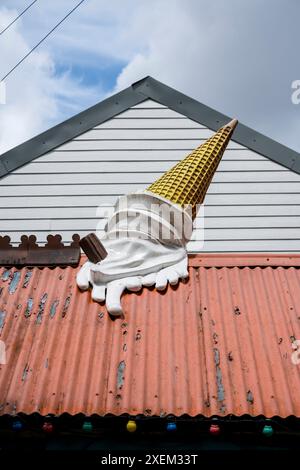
[134, 77, 300, 174]
[0, 85, 146, 177]
[1, 75, 299, 177]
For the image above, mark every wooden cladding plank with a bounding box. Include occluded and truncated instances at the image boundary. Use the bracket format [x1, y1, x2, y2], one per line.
[58, 139, 244, 151]
[208, 182, 300, 194]
[0, 183, 143, 196]
[130, 100, 167, 108]
[115, 107, 189, 118]
[194, 216, 300, 229]
[5, 172, 300, 185]
[1, 205, 300, 219]
[37, 149, 267, 163]
[0, 195, 119, 207]
[187, 239, 300, 252]
[204, 205, 300, 216]
[94, 118, 206, 129]
[93, 227, 300, 241]
[190, 228, 300, 240]
[0, 182, 299, 196]
[78, 128, 215, 140]
[4, 172, 163, 185]
[11, 169, 298, 184]
[17, 160, 286, 173]
[1, 193, 300, 207]
[0, 219, 102, 231]
[1, 217, 300, 231]
[0, 207, 101, 219]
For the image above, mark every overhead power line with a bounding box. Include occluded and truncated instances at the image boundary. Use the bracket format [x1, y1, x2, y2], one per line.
[0, 0, 38, 36]
[1, 0, 87, 82]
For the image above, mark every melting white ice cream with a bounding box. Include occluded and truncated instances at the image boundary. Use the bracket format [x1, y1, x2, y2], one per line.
[76, 192, 192, 316]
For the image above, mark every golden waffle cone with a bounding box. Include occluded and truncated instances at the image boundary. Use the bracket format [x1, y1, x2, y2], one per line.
[147, 119, 238, 218]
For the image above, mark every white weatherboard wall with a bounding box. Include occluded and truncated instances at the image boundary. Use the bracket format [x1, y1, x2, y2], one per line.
[1, 99, 300, 252]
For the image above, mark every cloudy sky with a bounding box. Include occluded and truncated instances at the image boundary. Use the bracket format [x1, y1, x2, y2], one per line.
[0, 0, 299, 154]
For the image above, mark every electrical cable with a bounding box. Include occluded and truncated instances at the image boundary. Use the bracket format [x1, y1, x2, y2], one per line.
[0, 0, 38, 36]
[0, 0, 87, 82]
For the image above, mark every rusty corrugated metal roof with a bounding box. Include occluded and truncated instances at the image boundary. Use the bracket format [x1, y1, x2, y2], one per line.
[0, 254, 300, 418]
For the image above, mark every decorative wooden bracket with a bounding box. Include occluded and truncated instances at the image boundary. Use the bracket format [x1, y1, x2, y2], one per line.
[0, 234, 81, 267]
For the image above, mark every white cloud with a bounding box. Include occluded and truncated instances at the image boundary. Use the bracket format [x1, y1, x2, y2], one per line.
[0, 6, 100, 154]
[1, 0, 300, 153]
[113, 0, 300, 152]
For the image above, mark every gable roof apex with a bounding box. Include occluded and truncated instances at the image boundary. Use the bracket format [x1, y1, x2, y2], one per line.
[1, 76, 299, 178]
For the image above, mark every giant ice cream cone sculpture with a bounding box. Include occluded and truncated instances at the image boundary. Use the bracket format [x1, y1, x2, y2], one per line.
[77, 118, 238, 316]
[147, 118, 238, 218]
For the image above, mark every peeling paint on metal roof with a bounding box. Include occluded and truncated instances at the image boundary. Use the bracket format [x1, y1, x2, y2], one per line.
[2, 269, 11, 282]
[50, 300, 59, 318]
[0, 255, 300, 418]
[22, 270, 32, 289]
[117, 361, 126, 389]
[8, 271, 20, 294]
[36, 293, 48, 324]
[0, 310, 5, 329]
[214, 348, 225, 405]
[25, 298, 33, 318]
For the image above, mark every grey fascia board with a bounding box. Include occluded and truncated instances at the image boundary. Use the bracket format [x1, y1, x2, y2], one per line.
[0, 85, 147, 177]
[134, 76, 300, 174]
